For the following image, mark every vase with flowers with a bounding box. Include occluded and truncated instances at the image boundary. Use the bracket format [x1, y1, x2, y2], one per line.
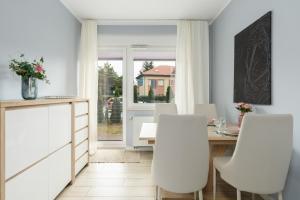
[235, 102, 253, 127]
[9, 54, 49, 100]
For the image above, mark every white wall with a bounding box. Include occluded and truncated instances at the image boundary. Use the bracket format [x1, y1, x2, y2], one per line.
[0, 0, 81, 100]
[210, 0, 300, 198]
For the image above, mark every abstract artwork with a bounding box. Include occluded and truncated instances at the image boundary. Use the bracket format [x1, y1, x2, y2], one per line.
[234, 11, 272, 105]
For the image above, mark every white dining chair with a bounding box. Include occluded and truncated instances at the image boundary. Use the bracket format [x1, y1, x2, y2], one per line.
[152, 114, 209, 200]
[213, 114, 293, 200]
[153, 103, 177, 123]
[194, 104, 218, 121]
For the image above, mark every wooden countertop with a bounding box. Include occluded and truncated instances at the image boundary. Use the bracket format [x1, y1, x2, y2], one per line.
[0, 98, 89, 108]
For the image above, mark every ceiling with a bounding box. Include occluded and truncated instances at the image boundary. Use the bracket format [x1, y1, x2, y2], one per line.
[60, 0, 231, 23]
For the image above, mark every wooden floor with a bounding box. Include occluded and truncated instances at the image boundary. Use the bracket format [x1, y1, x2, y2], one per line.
[57, 151, 263, 200]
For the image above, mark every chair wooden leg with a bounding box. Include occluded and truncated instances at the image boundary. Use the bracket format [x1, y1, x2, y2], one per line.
[199, 190, 203, 200]
[237, 189, 241, 200]
[278, 192, 283, 200]
[156, 186, 162, 200]
[159, 187, 163, 200]
[194, 191, 197, 200]
[213, 167, 217, 200]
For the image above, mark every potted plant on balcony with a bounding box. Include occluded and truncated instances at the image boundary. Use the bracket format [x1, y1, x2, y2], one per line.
[9, 54, 49, 100]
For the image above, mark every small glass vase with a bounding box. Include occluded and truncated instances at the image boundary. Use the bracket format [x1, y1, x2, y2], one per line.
[21, 77, 38, 100]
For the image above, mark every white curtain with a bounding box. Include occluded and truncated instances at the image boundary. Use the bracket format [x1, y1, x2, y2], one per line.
[175, 20, 209, 114]
[78, 20, 98, 154]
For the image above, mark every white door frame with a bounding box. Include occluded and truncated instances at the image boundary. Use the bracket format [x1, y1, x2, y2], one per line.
[97, 45, 176, 148]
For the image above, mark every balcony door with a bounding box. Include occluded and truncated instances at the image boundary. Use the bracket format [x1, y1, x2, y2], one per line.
[97, 48, 125, 143]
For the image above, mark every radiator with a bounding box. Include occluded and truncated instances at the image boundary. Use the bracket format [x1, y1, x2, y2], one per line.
[132, 116, 154, 147]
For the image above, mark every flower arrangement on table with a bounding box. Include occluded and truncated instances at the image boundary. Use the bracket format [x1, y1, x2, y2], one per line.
[9, 54, 49, 100]
[235, 102, 253, 127]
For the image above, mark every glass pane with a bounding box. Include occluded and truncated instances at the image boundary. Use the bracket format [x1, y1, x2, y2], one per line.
[97, 59, 123, 141]
[134, 60, 176, 103]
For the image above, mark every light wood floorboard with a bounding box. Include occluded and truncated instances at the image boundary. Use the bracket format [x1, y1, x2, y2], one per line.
[57, 152, 263, 200]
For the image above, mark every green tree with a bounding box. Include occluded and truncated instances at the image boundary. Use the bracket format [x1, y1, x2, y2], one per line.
[133, 85, 138, 103]
[148, 87, 154, 103]
[140, 61, 154, 74]
[166, 86, 174, 103]
[98, 62, 122, 96]
[111, 75, 122, 97]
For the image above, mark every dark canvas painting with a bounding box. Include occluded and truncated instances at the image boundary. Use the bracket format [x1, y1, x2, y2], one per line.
[234, 11, 272, 105]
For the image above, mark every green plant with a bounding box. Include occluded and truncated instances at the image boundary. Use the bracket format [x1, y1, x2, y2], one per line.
[137, 95, 167, 103]
[148, 87, 154, 102]
[166, 86, 174, 103]
[110, 98, 122, 123]
[133, 85, 138, 103]
[9, 54, 49, 83]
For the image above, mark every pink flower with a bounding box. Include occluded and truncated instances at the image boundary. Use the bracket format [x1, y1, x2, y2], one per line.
[237, 102, 244, 107]
[35, 65, 44, 73]
[244, 104, 252, 109]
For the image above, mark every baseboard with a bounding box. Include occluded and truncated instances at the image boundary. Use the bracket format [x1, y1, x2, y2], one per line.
[97, 141, 125, 149]
[126, 146, 153, 151]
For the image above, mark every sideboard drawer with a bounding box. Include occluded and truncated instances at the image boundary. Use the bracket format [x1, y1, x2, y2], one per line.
[75, 127, 88, 146]
[74, 102, 88, 116]
[5, 106, 49, 179]
[75, 115, 88, 131]
[75, 140, 88, 160]
[49, 144, 71, 200]
[75, 152, 88, 176]
[6, 158, 49, 200]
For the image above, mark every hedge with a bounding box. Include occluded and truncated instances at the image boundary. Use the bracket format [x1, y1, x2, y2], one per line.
[137, 95, 167, 103]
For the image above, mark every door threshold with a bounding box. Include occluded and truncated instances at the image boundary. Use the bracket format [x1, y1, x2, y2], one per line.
[98, 141, 126, 149]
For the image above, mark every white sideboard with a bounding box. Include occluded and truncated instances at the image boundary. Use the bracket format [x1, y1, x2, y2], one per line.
[0, 99, 90, 200]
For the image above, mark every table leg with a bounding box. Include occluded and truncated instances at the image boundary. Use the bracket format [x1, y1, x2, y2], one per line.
[204, 144, 234, 194]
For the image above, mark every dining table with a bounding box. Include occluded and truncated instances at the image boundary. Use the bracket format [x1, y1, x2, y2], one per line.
[139, 122, 239, 194]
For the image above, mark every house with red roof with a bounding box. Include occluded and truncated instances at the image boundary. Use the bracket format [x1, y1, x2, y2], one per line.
[136, 65, 175, 96]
